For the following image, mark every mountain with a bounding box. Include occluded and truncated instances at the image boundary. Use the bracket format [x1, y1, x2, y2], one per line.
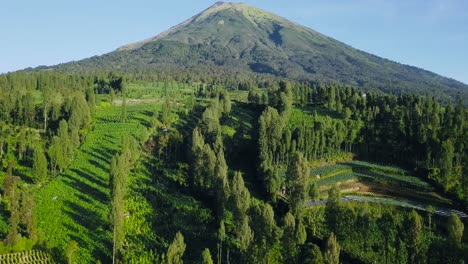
[50, 1, 467, 102]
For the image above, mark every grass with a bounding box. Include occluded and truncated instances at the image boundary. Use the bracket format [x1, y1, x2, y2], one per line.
[288, 106, 344, 129]
[34, 103, 155, 263]
[229, 90, 249, 102]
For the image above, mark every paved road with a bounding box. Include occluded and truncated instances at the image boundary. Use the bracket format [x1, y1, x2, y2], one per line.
[306, 195, 468, 218]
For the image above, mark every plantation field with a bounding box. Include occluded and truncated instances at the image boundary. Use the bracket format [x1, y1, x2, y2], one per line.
[310, 160, 459, 207]
[288, 106, 346, 129]
[126, 81, 195, 99]
[124, 150, 215, 263]
[313, 160, 431, 190]
[34, 103, 156, 263]
[0, 249, 53, 264]
[229, 90, 249, 102]
[306, 195, 468, 218]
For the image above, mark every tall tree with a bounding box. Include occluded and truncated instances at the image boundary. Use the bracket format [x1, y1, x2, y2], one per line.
[201, 248, 214, 264]
[20, 187, 36, 240]
[325, 185, 341, 234]
[405, 210, 424, 264]
[301, 243, 324, 264]
[3, 175, 21, 246]
[65, 240, 79, 264]
[166, 232, 186, 264]
[282, 212, 297, 261]
[324, 233, 340, 264]
[229, 172, 253, 254]
[69, 93, 91, 132]
[286, 152, 310, 216]
[33, 145, 48, 183]
[447, 213, 464, 248]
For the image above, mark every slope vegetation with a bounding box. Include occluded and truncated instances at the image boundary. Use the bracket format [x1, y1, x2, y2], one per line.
[49, 2, 468, 102]
[34, 104, 154, 263]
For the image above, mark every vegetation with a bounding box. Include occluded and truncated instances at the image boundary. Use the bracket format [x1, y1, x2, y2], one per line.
[44, 3, 468, 103]
[0, 7, 467, 261]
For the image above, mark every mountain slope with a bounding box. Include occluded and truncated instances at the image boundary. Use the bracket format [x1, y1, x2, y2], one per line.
[51, 2, 467, 101]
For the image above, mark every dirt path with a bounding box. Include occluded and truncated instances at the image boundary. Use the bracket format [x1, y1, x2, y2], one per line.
[306, 195, 468, 218]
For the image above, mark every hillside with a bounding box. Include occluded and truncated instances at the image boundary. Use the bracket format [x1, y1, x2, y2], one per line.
[48, 2, 468, 102]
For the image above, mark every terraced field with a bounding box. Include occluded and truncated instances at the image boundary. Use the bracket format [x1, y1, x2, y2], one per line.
[306, 195, 468, 218]
[312, 160, 431, 190]
[0, 250, 53, 264]
[34, 103, 156, 263]
[310, 160, 461, 209]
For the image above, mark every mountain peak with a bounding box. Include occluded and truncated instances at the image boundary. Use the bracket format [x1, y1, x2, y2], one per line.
[117, 1, 288, 51]
[61, 3, 468, 102]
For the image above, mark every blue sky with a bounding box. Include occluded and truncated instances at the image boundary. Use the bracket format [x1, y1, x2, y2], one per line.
[1, 0, 467, 84]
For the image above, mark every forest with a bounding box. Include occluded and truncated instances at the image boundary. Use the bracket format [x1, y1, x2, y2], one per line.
[0, 70, 466, 263]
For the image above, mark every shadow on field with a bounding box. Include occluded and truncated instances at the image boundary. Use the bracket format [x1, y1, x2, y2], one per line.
[64, 221, 111, 263]
[72, 167, 109, 189]
[83, 148, 112, 165]
[88, 159, 109, 176]
[142, 157, 215, 261]
[133, 116, 151, 128]
[63, 171, 108, 202]
[64, 201, 105, 236]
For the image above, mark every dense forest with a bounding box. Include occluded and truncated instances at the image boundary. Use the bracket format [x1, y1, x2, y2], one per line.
[0, 69, 466, 263]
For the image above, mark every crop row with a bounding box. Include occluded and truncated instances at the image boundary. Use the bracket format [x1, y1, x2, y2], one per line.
[316, 170, 432, 191]
[34, 104, 156, 263]
[316, 173, 359, 187]
[310, 164, 353, 178]
[0, 250, 53, 263]
[347, 160, 408, 176]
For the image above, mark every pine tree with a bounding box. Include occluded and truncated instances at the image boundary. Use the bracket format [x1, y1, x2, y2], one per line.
[286, 152, 310, 216]
[3, 175, 21, 246]
[215, 149, 229, 217]
[70, 93, 91, 131]
[33, 146, 48, 183]
[405, 210, 424, 264]
[201, 248, 214, 264]
[228, 172, 253, 254]
[447, 213, 464, 248]
[282, 212, 297, 261]
[166, 232, 186, 264]
[302, 243, 323, 264]
[439, 139, 455, 190]
[20, 188, 36, 240]
[324, 233, 340, 264]
[66, 240, 79, 264]
[121, 97, 127, 123]
[217, 221, 226, 264]
[325, 185, 341, 234]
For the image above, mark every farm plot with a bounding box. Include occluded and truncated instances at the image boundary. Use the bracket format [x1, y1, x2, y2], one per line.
[306, 196, 468, 218]
[310, 164, 353, 178]
[313, 160, 431, 190]
[0, 250, 53, 264]
[34, 104, 155, 263]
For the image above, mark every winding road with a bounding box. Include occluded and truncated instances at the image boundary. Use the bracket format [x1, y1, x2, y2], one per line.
[306, 195, 468, 218]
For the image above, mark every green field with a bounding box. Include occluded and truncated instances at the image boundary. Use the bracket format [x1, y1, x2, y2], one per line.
[313, 160, 431, 190]
[0, 249, 52, 264]
[34, 103, 156, 263]
[126, 81, 196, 99]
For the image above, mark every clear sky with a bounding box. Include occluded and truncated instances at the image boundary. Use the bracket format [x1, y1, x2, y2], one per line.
[1, 0, 467, 84]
